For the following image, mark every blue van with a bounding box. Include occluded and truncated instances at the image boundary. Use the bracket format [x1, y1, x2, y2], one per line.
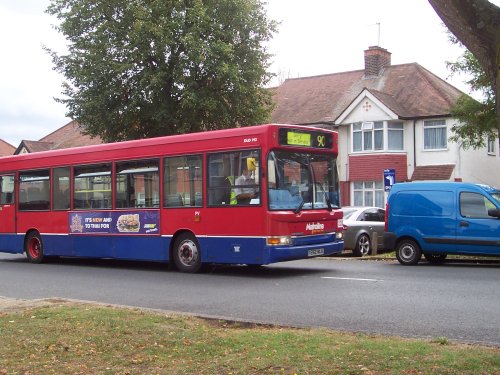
[384, 182, 500, 265]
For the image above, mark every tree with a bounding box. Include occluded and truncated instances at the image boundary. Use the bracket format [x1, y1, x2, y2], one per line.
[447, 38, 497, 149]
[428, 0, 500, 134]
[46, 0, 276, 142]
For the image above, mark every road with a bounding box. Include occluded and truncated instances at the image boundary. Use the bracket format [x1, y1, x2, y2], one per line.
[0, 253, 499, 346]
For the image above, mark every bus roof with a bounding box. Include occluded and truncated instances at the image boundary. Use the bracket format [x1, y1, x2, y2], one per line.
[0, 124, 337, 170]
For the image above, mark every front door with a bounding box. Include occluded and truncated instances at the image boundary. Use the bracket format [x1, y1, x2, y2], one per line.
[0, 175, 16, 233]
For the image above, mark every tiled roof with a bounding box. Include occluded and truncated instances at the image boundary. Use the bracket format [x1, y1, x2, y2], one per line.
[40, 120, 103, 149]
[411, 164, 455, 181]
[0, 139, 15, 156]
[17, 141, 54, 153]
[271, 63, 464, 124]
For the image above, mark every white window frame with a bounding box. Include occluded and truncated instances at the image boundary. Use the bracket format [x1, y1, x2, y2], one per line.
[351, 121, 404, 153]
[352, 181, 385, 208]
[487, 136, 496, 155]
[423, 119, 447, 150]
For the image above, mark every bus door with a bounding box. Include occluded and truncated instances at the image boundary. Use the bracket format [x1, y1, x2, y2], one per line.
[0, 175, 16, 233]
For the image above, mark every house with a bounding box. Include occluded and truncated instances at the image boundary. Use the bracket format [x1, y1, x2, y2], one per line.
[271, 46, 500, 207]
[14, 120, 103, 155]
[0, 139, 15, 157]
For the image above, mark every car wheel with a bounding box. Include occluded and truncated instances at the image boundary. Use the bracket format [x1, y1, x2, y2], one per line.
[424, 253, 447, 264]
[353, 234, 371, 257]
[395, 239, 421, 265]
[172, 233, 202, 273]
[25, 232, 44, 264]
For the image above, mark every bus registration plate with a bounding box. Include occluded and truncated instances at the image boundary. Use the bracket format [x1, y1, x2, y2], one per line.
[308, 248, 324, 257]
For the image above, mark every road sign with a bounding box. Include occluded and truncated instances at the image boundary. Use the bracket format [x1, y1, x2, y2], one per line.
[384, 169, 395, 192]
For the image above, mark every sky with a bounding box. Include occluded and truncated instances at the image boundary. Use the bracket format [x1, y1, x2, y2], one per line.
[1, 0, 499, 147]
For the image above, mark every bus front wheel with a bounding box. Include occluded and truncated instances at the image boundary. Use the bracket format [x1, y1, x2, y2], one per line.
[172, 233, 202, 273]
[25, 232, 45, 264]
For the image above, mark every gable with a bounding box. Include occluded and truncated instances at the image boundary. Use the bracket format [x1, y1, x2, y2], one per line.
[337, 90, 398, 124]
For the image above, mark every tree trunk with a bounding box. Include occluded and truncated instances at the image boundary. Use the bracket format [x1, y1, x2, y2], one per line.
[428, 0, 500, 133]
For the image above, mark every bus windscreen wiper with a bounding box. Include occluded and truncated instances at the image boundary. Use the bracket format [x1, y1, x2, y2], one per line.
[294, 199, 304, 214]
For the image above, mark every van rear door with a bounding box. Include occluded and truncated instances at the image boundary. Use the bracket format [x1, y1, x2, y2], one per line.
[457, 191, 500, 255]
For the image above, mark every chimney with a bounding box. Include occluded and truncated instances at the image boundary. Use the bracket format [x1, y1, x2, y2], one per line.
[364, 46, 391, 77]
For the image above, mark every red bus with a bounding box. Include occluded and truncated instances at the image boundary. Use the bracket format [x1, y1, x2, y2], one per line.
[0, 124, 344, 272]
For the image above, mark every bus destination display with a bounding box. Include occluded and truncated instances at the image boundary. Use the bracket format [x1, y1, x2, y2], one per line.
[278, 128, 333, 149]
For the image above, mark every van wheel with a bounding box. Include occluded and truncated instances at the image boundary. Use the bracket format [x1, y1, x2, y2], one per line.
[353, 234, 371, 257]
[396, 239, 421, 265]
[173, 233, 202, 273]
[424, 253, 447, 264]
[25, 232, 44, 264]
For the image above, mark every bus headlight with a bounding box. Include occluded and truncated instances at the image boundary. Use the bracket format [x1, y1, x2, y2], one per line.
[336, 232, 343, 240]
[266, 236, 292, 246]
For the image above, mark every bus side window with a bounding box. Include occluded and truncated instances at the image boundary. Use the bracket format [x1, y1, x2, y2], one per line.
[73, 164, 112, 210]
[0, 175, 15, 205]
[115, 159, 160, 209]
[164, 155, 202, 208]
[207, 150, 260, 207]
[19, 170, 50, 211]
[53, 167, 71, 210]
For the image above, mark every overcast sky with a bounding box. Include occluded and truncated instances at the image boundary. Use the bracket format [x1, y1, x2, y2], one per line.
[1, 0, 499, 147]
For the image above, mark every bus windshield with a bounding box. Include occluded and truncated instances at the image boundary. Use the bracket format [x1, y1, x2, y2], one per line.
[267, 150, 339, 211]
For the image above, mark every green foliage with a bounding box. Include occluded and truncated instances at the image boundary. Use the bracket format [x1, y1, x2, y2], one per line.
[449, 94, 497, 149]
[1, 305, 499, 374]
[447, 39, 497, 149]
[46, 0, 276, 142]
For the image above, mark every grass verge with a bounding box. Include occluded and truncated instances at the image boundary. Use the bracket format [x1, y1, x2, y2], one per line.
[0, 304, 499, 374]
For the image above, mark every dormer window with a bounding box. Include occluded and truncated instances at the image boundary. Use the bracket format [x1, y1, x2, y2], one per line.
[352, 121, 403, 152]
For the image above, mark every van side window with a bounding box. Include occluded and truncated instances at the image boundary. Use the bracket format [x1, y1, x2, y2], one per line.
[460, 192, 492, 219]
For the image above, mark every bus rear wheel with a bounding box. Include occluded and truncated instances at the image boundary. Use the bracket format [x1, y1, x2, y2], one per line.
[173, 233, 202, 273]
[25, 232, 44, 264]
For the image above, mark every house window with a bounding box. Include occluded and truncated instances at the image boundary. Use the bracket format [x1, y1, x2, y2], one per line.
[352, 121, 403, 152]
[388, 122, 404, 150]
[352, 181, 384, 208]
[424, 120, 447, 150]
[487, 136, 495, 155]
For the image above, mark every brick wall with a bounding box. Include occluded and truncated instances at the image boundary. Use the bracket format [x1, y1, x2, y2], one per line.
[348, 153, 408, 182]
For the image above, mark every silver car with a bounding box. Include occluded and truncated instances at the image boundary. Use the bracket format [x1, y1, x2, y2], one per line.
[341, 207, 385, 257]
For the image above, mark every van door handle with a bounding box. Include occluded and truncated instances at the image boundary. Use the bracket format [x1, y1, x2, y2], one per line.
[459, 221, 469, 227]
